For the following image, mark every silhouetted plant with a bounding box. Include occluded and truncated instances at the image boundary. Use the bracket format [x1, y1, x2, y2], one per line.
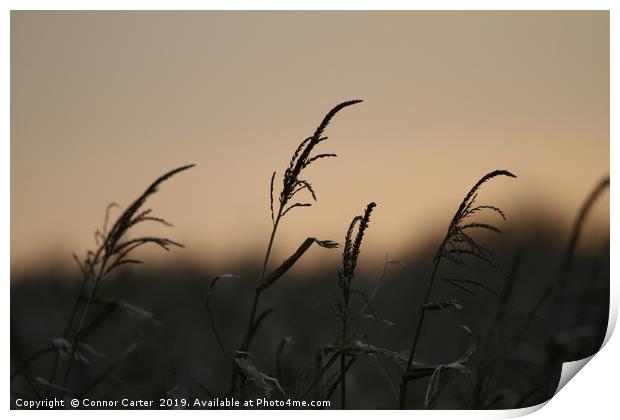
[9, 96, 610, 410]
[219, 100, 363, 399]
[335, 202, 376, 409]
[521, 176, 610, 336]
[507, 176, 610, 406]
[11, 165, 194, 398]
[472, 249, 522, 408]
[399, 169, 516, 409]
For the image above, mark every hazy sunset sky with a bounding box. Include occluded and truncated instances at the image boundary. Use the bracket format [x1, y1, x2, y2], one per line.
[11, 11, 609, 272]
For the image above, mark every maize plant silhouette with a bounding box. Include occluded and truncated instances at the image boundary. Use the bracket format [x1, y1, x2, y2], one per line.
[10, 101, 610, 410]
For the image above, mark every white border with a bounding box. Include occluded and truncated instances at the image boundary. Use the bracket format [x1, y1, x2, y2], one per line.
[4, 2, 616, 419]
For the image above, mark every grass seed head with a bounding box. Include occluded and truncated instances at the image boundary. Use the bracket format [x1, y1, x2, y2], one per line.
[271, 100, 363, 220]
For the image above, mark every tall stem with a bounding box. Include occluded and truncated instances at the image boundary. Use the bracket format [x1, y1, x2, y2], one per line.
[340, 312, 347, 409]
[60, 256, 110, 397]
[241, 212, 281, 352]
[405, 259, 441, 369]
[399, 237, 446, 409]
[234, 211, 282, 398]
[45, 277, 87, 398]
[261, 215, 281, 279]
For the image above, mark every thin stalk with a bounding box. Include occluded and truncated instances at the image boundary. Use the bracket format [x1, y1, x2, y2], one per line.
[340, 316, 347, 409]
[60, 257, 108, 396]
[234, 211, 283, 398]
[44, 279, 86, 398]
[405, 259, 442, 369]
[520, 176, 609, 338]
[399, 236, 447, 409]
[473, 250, 522, 408]
[40, 263, 93, 398]
[299, 348, 346, 400]
[245, 211, 282, 350]
[327, 358, 356, 403]
[399, 170, 515, 409]
[21, 165, 192, 399]
[228, 102, 361, 399]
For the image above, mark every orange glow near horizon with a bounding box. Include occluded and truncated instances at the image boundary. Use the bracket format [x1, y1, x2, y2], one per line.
[11, 11, 609, 273]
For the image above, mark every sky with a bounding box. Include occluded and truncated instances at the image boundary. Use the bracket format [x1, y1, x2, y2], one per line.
[11, 11, 609, 273]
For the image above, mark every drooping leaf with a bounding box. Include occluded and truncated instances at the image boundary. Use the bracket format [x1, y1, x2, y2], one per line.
[439, 278, 499, 297]
[410, 325, 481, 408]
[205, 274, 241, 364]
[424, 367, 470, 408]
[361, 314, 395, 327]
[35, 376, 69, 392]
[52, 338, 105, 365]
[368, 354, 399, 402]
[258, 238, 338, 291]
[118, 301, 162, 326]
[422, 299, 463, 311]
[235, 357, 285, 398]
